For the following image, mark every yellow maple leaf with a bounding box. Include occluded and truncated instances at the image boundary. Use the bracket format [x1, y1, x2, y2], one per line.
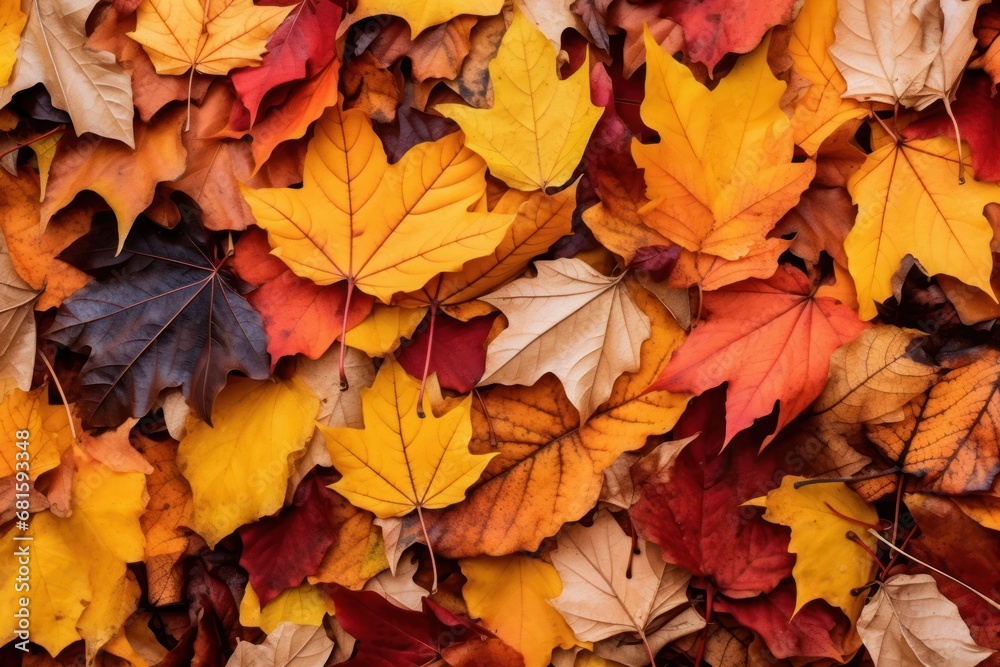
[241, 106, 515, 303]
[240, 582, 330, 633]
[0, 450, 146, 657]
[321, 358, 496, 590]
[436, 7, 602, 191]
[845, 132, 999, 320]
[322, 358, 495, 518]
[746, 475, 879, 626]
[0, 0, 26, 86]
[128, 0, 294, 76]
[348, 0, 504, 35]
[634, 29, 815, 260]
[460, 554, 581, 667]
[178, 376, 320, 547]
[786, 0, 867, 154]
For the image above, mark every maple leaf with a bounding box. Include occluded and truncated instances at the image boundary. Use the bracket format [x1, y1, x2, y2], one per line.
[347, 0, 504, 36]
[866, 347, 1000, 494]
[831, 0, 987, 109]
[396, 312, 496, 393]
[436, 6, 602, 191]
[651, 265, 868, 445]
[478, 257, 651, 422]
[322, 357, 495, 515]
[460, 554, 580, 667]
[550, 511, 702, 659]
[0, 451, 146, 657]
[846, 131, 1000, 320]
[40, 105, 187, 249]
[784, 0, 867, 155]
[419, 285, 689, 556]
[241, 582, 329, 633]
[178, 375, 320, 547]
[230, 0, 341, 126]
[628, 389, 795, 599]
[633, 29, 815, 261]
[0, 0, 135, 146]
[746, 475, 879, 624]
[0, 385, 74, 480]
[858, 573, 995, 667]
[0, 231, 39, 390]
[128, 0, 294, 77]
[368, 15, 477, 82]
[343, 305, 428, 357]
[662, 0, 798, 72]
[45, 216, 270, 427]
[241, 105, 515, 303]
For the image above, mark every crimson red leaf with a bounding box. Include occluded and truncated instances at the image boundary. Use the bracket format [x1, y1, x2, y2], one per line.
[238, 474, 341, 606]
[396, 312, 497, 393]
[629, 388, 794, 598]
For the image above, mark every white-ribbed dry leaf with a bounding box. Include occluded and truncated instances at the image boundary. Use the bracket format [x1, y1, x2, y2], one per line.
[0, 231, 38, 390]
[550, 510, 701, 645]
[858, 574, 995, 667]
[830, 0, 987, 109]
[513, 0, 584, 50]
[226, 622, 334, 667]
[362, 552, 428, 611]
[479, 258, 651, 421]
[0, 0, 134, 146]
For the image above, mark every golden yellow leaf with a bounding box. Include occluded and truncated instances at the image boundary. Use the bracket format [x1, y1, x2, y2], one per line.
[0, 0, 26, 86]
[178, 376, 320, 547]
[321, 358, 496, 518]
[746, 475, 878, 625]
[128, 0, 294, 76]
[342, 305, 428, 357]
[0, 451, 146, 656]
[241, 106, 515, 303]
[308, 496, 388, 590]
[845, 134, 1000, 319]
[786, 0, 866, 154]
[348, 0, 503, 35]
[460, 554, 580, 667]
[634, 29, 814, 260]
[0, 385, 74, 480]
[436, 7, 602, 190]
[240, 582, 330, 634]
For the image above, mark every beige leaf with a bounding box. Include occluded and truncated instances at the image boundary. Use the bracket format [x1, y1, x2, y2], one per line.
[858, 574, 994, 667]
[513, 0, 585, 50]
[373, 516, 420, 576]
[812, 325, 939, 426]
[479, 259, 651, 421]
[0, 0, 134, 146]
[226, 622, 334, 667]
[550, 510, 702, 646]
[362, 552, 428, 611]
[0, 230, 39, 390]
[830, 0, 987, 109]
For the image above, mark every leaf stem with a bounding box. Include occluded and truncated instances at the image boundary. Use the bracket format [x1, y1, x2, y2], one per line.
[639, 628, 656, 667]
[867, 528, 1000, 609]
[793, 467, 900, 489]
[473, 388, 496, 448]
[416, 504, 438, 594]
[693, 585, 714, 667]
[942, 96, 966, 184]
[846, 531, 888, 578]
[0, 125, 64, 161]
[339, 281, 355, 391]
[37, 349, 77, 442]
[416, 305, 438, 419]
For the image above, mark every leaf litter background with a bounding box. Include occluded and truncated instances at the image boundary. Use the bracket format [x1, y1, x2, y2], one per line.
[3, 0, 1000, 665]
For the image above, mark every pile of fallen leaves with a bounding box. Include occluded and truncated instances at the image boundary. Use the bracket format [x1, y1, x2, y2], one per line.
[3, 0, 1000, 665]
